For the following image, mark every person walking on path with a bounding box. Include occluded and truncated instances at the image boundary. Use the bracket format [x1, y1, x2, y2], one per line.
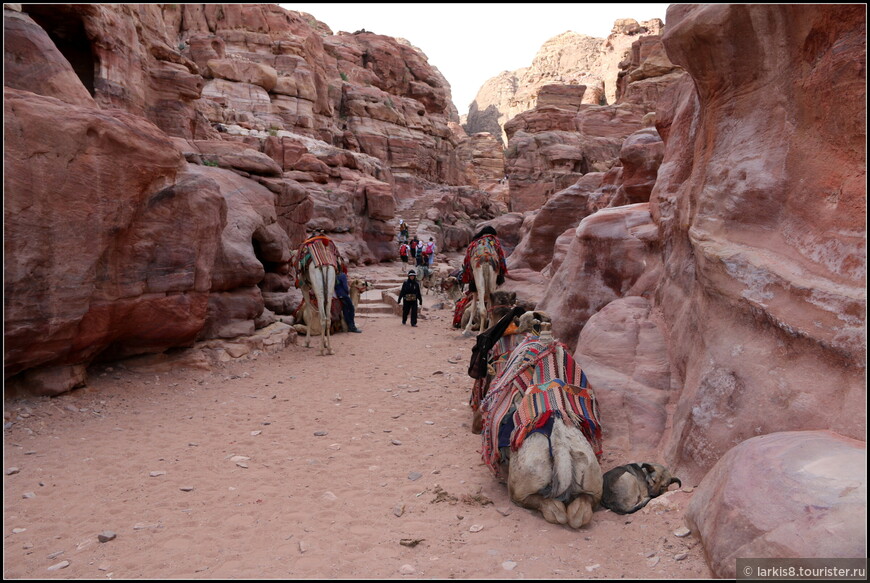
[398, 241, 410, 265]
[398, 219, 409, 244]
[399, 269, 423, 326]
[424, 237, 436, 268]
[335, 272, 362, 333]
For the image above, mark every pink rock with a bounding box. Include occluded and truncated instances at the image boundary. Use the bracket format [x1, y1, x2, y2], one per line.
[655, 4, 866, 480]
[537, 203, 661, 351]
[685, 430, 866, 578]
[574, 297, 672, 457]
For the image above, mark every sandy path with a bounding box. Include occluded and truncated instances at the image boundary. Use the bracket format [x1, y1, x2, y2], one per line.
[3, 261, 711, 579]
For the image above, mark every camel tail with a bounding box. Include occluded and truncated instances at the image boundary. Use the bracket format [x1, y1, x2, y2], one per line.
[548, 416, 576, 502]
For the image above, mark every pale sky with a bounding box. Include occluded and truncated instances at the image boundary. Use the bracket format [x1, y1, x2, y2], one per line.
[280, 3, 671, 112]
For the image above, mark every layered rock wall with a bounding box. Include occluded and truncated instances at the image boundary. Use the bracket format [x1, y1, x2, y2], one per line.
[465, 19, 664, 144]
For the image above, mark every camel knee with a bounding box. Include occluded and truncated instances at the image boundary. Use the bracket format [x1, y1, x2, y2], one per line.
[566, 494, 595, 528]
[539, 498, 569, 525]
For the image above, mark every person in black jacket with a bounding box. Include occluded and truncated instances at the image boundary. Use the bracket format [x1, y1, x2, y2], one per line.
[399, 269, 423, 326]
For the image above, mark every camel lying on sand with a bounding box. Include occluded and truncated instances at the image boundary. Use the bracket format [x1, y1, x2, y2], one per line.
[469, 309, 604, 529]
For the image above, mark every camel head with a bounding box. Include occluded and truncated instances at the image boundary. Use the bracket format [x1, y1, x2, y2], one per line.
[515, 310, 552, 335]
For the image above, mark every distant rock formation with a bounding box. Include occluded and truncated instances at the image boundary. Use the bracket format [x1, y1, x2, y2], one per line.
[464, 19, 664, 144]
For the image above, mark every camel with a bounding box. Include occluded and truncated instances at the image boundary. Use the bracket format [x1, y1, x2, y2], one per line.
[461, 227, 507, 336]
[294, 277, 368, 336]
[473, 314, 604, 529]
[293, 235, 345, 356]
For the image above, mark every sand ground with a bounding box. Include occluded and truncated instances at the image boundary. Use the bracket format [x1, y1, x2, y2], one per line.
[3, 260, 712, 580]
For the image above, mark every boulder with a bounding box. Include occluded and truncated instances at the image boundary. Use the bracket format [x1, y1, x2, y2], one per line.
[685, 430, 866, 578]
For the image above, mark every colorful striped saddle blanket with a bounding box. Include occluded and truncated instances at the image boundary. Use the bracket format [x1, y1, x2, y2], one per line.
[479, 335, 603, 479]
[294, 236, 346, 287]
[462, 235, 507, 283]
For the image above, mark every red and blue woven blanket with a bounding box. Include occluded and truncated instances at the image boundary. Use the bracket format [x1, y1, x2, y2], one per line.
[462, 235, 508, 283]
[479, 335, 603, 479]
[294, 236, 346, 287]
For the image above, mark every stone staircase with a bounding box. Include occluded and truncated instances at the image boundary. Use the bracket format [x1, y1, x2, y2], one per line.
[355, 271, 406, 318]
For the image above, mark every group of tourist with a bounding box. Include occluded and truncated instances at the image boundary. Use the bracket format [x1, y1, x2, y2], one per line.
[397, 223, 436, 270]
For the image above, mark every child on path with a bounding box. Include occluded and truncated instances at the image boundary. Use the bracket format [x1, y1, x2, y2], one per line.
[399, 269, 423, 326]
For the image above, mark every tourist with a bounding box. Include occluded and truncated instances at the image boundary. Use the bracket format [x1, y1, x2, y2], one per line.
[399, 269, 422, 327]
[424, 237, 436, 268]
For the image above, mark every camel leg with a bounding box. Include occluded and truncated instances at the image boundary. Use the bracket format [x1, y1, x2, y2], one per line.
[323, 266, 336, 355]
[507, 432, 569, 525]
[566, 494, 595, 529]
[463, 267, 487, 335]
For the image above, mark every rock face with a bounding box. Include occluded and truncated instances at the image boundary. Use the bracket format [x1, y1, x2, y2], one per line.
[1, 3, 483, 392]
[4, 88, 222, 380]
[506, 4, 865, 499]
[685, 431, 866, 578]
[464, 19, 664, 144]
[574, 297, 673, 459]
[653, 4, 866, 482]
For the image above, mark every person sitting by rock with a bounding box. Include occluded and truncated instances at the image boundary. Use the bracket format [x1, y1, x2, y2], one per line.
[335, 271, 362, 333]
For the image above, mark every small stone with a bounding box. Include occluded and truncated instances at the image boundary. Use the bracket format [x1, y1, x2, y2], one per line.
[47, 560, 70, 571]
[399, 564, 416, 575]
[585, 564, 600, 572]
[496, 506, 512, 516]
[313, 431, 328, 436]
[469, 524, 484, 532]
[22, 492, 35, 499]
[393, 504, 405, 517]
[674, 552, 688, 561]
[229, 455, 250, 463]
[97, 531, 116, 543]
[329, 443, 341, 450]
[644, 551, 656, 558]
[407, 388, 420, 393]
[391, 439, 402, 446]
[12, 528, 26, 534]
[298, 540, 308, 554]
[6, 467, 20, 475]
[47, 550, 64, 559]
[149, 471, 166, 477]
[502, 560, 517, 571]
[424, 421, 434, 425]
[673, 526, 691, 537]
[179, 486, 194, 492]
[322, 491, 337, 501]
[408, 471, 422, 481]
[250, 430, 262, 436]
[648, 556, 660, 567]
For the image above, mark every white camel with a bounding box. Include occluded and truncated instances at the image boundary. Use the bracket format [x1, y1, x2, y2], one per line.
[476, 316, 604, 529]
[462, 233, 503, 336]
[294, 236, 343, 356]
[303, 261, 336, 355]
[294, 277, 368, 336]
